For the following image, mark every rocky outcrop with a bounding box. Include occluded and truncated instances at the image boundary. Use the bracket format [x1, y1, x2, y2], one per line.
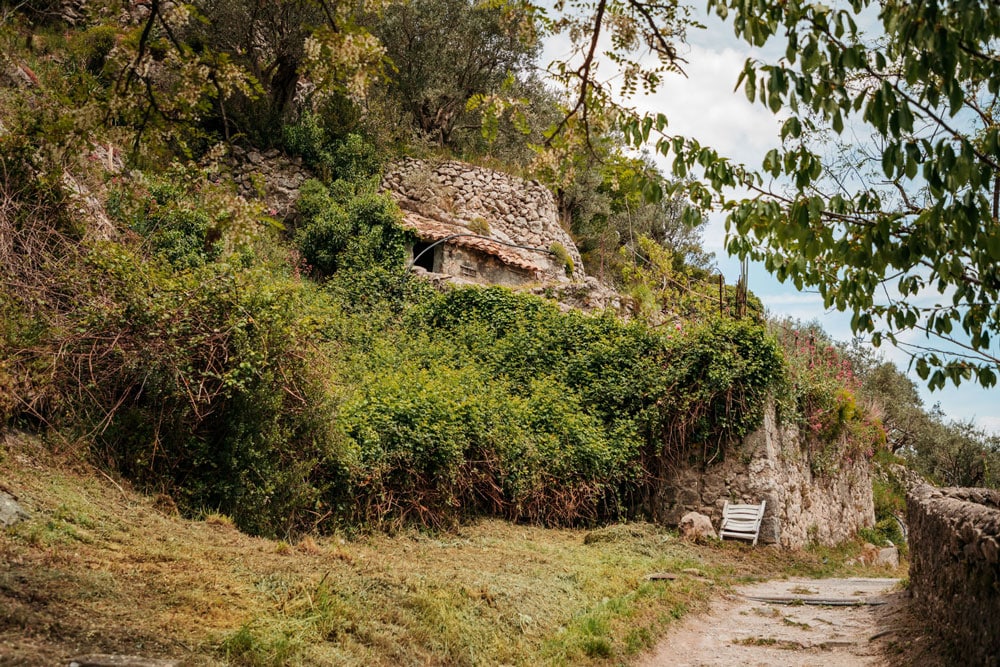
[907, 484, 1000, 664]
[658, 405, 875, 548]
[528, 277, 627, 313]
[0, 491, 29, 527]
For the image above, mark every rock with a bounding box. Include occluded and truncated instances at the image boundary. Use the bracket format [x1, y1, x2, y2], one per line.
[679, 511, 717, 540]
[981, 536, 999, 564]
[0, 491, 29, 527]
[876, 544, 899, 568]
[68, 655, 179, 667]
[758, 516, 781, 545]
[859, 542, 879, 564]
[700, 474, 726, 504]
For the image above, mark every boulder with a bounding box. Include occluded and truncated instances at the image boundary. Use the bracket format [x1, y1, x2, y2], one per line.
[679, 511, 717, 540]
[876, 544, 900, 568]
[0, 491, 29, 527]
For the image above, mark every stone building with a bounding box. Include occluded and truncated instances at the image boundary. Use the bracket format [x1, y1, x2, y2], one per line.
[381, 158, 584, 286]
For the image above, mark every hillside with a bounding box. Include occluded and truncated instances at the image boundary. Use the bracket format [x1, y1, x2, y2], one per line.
[8, 2, 996, 664]
[1, 432, 907, 666]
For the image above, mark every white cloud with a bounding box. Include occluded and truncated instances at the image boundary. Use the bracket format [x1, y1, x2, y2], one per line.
[978, 416, 1000, 436]
[756, 292, 825, 307]
[635, 43, 784, 168]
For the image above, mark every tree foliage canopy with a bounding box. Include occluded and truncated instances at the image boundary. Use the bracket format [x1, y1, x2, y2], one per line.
[557, 0, 1000, 389]
[706, 0, 1000, 390]
[371, 0, 539, 147]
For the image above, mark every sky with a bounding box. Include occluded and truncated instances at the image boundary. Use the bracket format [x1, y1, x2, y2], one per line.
[541, 4, 999, 434]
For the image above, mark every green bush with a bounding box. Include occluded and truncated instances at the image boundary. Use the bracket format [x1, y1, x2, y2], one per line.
[70, 24, 119, 77]
[411, 286, 784, 518]
[76, 252, 353, 536]
[106, 169, 271, 269]
[424, 287, 782, 459]
[296, 184, 407, 278]
[858, 517, 905, 549]
[334, 330, 645, 528]
[283, 114, 383, 182]
[771, 320, 886, 475]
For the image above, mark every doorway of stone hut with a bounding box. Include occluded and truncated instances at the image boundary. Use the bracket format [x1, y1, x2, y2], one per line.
[411, 240, 440, 272]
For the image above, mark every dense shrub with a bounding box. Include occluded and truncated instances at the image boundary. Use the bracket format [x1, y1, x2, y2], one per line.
[401, 286, 784, 522]
[75, 249, 354, 536]
[283, 115, 384, 182]
[771, 319, 886, 475]
[335, 332, 645, 528]
[295, 180, 407, 278]
[0, 135, 82, 425]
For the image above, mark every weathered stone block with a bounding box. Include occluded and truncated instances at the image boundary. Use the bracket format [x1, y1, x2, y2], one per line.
[679, 512, 717, 540]
[0, 491, 29, 527]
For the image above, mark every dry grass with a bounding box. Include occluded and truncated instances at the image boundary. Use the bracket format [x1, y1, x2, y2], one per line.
[0, 432, 905, 666]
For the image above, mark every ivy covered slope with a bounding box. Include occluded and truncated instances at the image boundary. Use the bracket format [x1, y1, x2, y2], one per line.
[0, 145, 791, 535]
[0, 1, 886, 539]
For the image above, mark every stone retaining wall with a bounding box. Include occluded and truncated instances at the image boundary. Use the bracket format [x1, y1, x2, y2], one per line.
[907, 484, 1000, 664]
[658, 405, 875, 548]
[229, 146, 312, 221]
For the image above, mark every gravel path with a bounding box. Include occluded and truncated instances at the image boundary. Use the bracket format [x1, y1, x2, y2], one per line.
[638, 578, 902, 667]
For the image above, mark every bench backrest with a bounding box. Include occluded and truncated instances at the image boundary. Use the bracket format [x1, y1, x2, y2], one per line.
[720, 500, 767, 546]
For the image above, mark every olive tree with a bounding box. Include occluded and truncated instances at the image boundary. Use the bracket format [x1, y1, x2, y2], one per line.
[370, 0, 539, 147]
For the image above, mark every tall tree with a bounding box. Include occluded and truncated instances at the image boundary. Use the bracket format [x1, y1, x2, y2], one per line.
[371, 0, 538, 147]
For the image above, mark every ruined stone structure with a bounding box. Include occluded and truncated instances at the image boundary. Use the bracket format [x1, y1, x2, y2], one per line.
[657, 405, 875, 548]
[907, 484, 1000, 664]
[381, 158, 585, 286]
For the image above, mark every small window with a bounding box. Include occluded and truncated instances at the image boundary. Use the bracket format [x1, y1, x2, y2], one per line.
[460, 264, 477, 278]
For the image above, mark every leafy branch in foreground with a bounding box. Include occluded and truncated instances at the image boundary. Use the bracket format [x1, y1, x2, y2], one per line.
[534, 0, 696, 147]
[704, 0, 1000, 389]
[608, 0, 1000, 390]
[545, 0, 999, 388]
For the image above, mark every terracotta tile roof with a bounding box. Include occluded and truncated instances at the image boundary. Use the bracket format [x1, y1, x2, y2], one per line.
[399, 210, 545, 274]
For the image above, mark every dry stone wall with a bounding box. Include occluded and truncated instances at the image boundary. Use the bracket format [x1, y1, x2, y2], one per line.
[229, 147, 312, 221]
[381, 158, 585, 282]
[907, 484, 1000, 664]
[657, 405, 875, 548]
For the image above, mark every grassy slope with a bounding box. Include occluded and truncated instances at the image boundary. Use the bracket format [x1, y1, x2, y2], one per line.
[0, 432, 904, 666]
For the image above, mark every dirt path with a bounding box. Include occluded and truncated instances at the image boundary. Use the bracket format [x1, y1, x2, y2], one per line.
[639, 578, 902, 667]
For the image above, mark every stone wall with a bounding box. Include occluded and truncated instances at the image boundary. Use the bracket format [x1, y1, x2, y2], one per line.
[381, 158, 585, 282]
[438, 244, 537, 287]
[229, 146, 312, 221]
[658, 405, 875, 548]
[907, 484, 1000, 664]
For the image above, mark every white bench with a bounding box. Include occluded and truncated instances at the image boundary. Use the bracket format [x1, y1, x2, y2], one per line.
[719, 500, 767, 546]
